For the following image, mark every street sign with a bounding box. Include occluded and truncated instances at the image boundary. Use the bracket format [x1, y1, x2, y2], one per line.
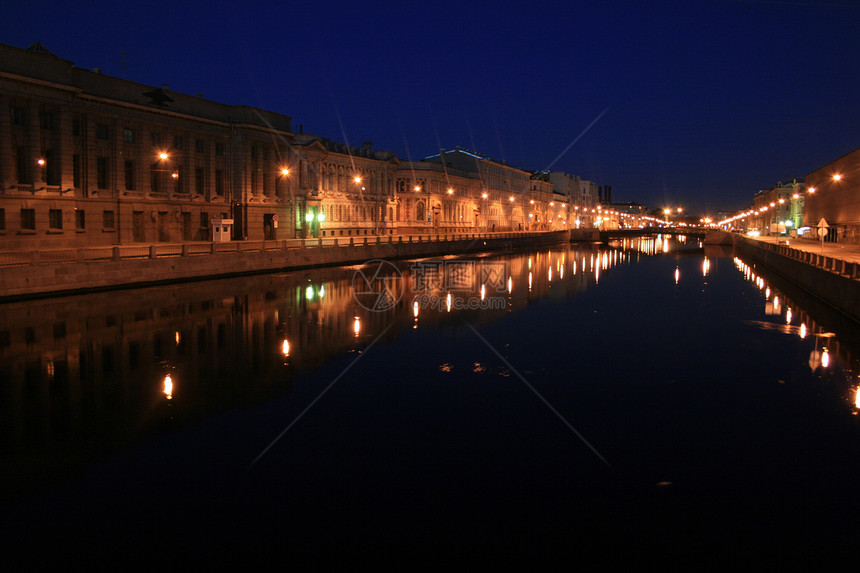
[817, 217, 828, 238]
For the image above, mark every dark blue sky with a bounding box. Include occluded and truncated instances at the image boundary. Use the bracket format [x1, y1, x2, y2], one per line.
[3, 0, 859, 215]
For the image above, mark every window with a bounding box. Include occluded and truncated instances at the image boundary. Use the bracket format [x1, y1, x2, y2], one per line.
[11, 107, 24, 126]
[200, 212, 209, 228]
[103, 210, 115, 229]
[174, 166, 184, 193]
[39, 111, 54, 130]
[97, 157, 108, 189]
[173, 135, 183, 149]
[215, 142, 224, 156]
[72, 119, 81, 136]
[151, 163, 161, 193]
[44, 149, 59, 186]
[124, 128, 134, 143]
[49, 209, 63, 230]
[195, 167, 205, 195]
[124, 160, 135, 190]
[0, 208, 5, 231]
[21, 208, 35, 230]
[75, 209, 85, 230]
[96, 123, 109, 140]
[151, 132, 161, 146]
[15, 146, 28, 184]
[215, 169, 224, 195]
[73, 155, 81, 188]
[195, 139, 205, 153]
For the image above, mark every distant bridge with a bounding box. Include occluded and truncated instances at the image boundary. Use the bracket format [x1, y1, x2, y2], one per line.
[598, 228, 708, 242]
[598, 228, 735, 247]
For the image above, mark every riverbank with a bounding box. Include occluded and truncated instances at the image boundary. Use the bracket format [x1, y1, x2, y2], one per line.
[734, 234, 860, 324]
[0, 230, 571, 301]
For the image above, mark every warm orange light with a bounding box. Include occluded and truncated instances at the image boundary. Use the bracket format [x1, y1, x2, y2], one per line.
[447, 188, 454, 194]
[159, 152, 168, 160]
[833, 174, 843, 181]
[281, 168, 289, 176]
[354, 176, 362, 184]
[163, 374, 173, 400]
[808, 187, 816, 193]
[36, 158, 46, 166]
[481, 193, 488, 199]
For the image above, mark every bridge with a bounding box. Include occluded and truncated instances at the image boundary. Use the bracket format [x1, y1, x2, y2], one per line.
[598, 227, 707, 241]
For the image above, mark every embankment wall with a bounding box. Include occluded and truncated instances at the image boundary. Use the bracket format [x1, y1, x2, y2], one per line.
[0, 231, 569, 301]
[734, 236, 860, 323]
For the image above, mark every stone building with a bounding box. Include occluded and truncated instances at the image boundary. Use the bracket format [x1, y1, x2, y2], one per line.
[420, 148, 570, 232]
[0, 42, 583, 252]
[805, 147, 860, 243]
[0, 41, 406, 249]
[749, 179, 806, 236]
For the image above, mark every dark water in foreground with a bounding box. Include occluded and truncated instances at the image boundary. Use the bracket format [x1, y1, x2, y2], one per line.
[3, 236, 860, 566]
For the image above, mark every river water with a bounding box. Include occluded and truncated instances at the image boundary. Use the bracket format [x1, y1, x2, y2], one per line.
[3, 236, 860, 566]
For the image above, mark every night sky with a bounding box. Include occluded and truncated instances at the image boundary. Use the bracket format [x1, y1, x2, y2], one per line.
[2, 0, 859, 216]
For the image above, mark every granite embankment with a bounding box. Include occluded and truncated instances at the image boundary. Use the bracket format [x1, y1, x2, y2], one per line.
[0, 230, 575, 301]
[734, 234, 860, 324]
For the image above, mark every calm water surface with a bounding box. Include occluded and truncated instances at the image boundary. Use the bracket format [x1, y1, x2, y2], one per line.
[3, 236, 860, 565]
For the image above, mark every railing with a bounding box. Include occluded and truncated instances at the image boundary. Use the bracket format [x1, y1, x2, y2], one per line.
[739, 236, 860, 281]
[0, 230, 568, 267]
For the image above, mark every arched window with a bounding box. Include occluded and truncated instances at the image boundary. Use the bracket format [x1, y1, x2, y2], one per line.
[416, 201, 425, 222]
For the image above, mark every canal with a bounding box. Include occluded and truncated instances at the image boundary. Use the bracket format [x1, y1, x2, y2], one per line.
[3, 236, 860, 566]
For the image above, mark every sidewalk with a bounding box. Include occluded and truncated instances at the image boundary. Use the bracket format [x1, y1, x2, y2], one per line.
[750, 234, 860, 265]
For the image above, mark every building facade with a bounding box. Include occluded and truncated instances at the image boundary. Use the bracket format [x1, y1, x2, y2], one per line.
[748, 179, 806, 236]
[805, 147, 860, 243]
[0, 43, 583, 252]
